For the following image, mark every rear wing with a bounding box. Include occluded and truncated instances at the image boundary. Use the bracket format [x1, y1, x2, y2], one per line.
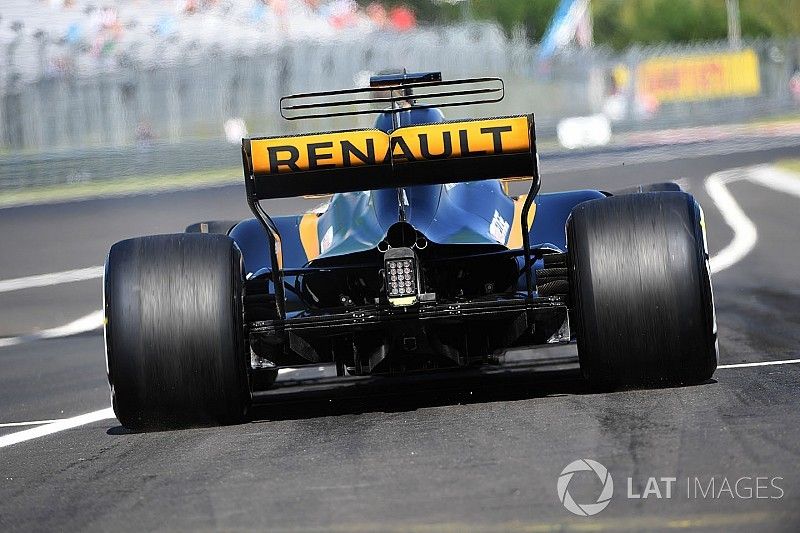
[242, 115, 536, 200]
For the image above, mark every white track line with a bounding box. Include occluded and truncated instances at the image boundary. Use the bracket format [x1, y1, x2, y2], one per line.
[717, 359, 800, 370]
[718, 358, 800, 369]
[746, 165, 800, 198]
[704, 169, 758, 274]
[0, 407, 114, 448]
[704, 164, 800, 275]
[0, 265, 103, 294]
[0, 309, 104, 348]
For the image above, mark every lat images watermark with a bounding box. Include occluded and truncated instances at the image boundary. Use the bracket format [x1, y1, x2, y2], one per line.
[556, 459, 785, 517]
[557, 459, 614, 516]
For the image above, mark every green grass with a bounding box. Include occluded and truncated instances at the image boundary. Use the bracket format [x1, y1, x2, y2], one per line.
[0, 167, 241, 208]
[775, 159, 800, 174]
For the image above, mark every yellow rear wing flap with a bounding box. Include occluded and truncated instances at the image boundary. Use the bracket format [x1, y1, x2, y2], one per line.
[242, 115, 537, 200]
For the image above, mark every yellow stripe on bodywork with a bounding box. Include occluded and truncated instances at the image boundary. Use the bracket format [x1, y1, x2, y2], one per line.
[299, 213, 321, 261]
[275, 237, 283, 269]
[506, 195, 536, 250]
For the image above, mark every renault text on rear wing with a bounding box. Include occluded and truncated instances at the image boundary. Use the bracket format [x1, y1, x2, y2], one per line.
[242, 115, 536, 200]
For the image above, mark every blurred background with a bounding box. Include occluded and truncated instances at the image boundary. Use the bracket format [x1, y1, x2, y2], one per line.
[1, 0, 799, 193]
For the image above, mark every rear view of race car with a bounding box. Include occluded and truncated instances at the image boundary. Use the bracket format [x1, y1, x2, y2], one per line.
[103, 72, 717, 429]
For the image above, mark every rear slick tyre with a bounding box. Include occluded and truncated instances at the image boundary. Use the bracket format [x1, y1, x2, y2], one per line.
[104, 233, 251, 430]
[567, 192, 717, 390]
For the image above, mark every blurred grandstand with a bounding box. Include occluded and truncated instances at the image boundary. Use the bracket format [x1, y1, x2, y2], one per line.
[1, 0, 799, 189]
[0, 0, 417, 84]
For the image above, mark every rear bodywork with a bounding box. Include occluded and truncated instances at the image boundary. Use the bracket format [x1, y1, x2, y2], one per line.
[234, 76, 606, 377]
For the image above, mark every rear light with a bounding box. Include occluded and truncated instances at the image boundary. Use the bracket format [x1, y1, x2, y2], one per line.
[386, 258, 416, 296]
[384, 247, 419, 306]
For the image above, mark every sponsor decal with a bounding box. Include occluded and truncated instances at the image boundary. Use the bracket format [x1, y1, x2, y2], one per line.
[489, 210, 510, 243]
[249, 116, 530, 175]
[320, 226, 334, 254]
[637, 49, 761, 103]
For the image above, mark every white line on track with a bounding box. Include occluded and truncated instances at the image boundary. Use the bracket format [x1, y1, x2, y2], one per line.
[0, 265, 103, 294]
[704, 169, 758, 274]
[718, 358, 800, 369]
[0, 407, 114, 448]
[704, 164, 800, 275]
[0, 310, 104, 348]
[747, 165, 800, 198]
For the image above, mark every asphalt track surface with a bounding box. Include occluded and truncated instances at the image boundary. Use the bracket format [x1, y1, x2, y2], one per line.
[1, 139, 800, 531]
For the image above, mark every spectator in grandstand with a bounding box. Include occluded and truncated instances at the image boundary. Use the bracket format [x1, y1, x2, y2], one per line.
[135, 119, 155, 149]
[388, 4, 415, 32]
[323, 0, 359, 30]
[365, 3, 388, 28]
[790, 69, 800, 105]
[178, 0, 199, 15]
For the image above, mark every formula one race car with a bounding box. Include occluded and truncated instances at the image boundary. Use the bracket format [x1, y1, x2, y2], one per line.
[104, 72, 717, 429]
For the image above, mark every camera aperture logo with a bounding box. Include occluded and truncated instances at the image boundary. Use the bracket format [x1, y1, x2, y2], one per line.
[557, 459, 614, 516]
